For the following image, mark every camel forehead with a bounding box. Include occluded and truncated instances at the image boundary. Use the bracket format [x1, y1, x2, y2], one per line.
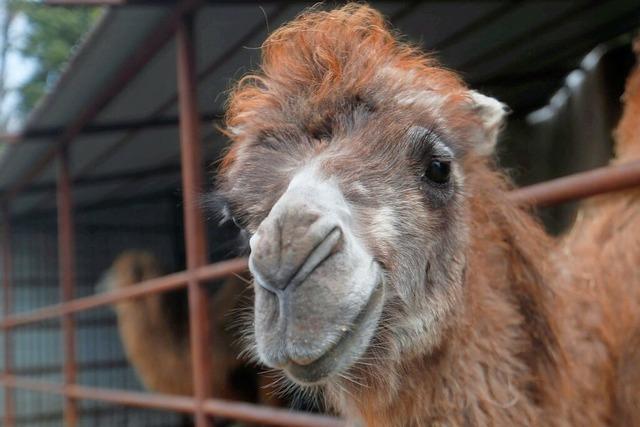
[228, 65, 459, 149]
[239, 104, 450, 166]
[284, 77, 446, 130]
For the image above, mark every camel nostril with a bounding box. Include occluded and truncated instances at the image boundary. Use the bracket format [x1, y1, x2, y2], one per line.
[249, 222, 343, 294]
[287, 226, 342, 291]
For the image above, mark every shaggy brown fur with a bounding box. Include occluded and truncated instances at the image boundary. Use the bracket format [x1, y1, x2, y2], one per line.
[216, 4, 640, 426]
[554, 39, 640, 426]
[102, 251, 281, 405]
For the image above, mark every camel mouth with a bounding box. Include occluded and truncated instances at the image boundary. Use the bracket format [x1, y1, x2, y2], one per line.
[283, 275, 385, 385]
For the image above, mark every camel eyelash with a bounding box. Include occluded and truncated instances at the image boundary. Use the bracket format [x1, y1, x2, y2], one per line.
[204, 192, 246, 230]
[223, 206, 249, 231]
[407, 125, 454, 163]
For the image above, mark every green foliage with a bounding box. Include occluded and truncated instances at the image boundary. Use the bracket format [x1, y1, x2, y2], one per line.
[10, 1, 101, 115]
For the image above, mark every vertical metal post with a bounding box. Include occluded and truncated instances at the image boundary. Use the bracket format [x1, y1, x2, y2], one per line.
[176, 10, 211, 427]
[2, 206, 15, 427]
[57, 147, 78, 427]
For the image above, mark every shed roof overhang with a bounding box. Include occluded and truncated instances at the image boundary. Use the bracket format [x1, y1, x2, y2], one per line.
[2, 0, 639, 216]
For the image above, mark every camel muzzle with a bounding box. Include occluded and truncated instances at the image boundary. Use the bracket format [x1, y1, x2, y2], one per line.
[247, 164, 384, 383]
[249, 211, 344, 295]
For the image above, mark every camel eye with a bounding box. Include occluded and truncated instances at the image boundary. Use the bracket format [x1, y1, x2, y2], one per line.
[231, 215, 244, 230]
[215, 198, 246, 231]
[423, 159, 451, 184]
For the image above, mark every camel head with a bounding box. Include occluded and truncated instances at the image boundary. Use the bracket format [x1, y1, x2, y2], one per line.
[216, 4, 507, 391]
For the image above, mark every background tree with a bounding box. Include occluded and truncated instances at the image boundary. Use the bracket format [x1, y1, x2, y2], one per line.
[0, 1, 16, 131]
[9, 1, 101, 116]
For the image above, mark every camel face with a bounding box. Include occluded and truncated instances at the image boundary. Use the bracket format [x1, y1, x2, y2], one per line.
[217, 5, 506, 388]
[220, 111, 474, 386]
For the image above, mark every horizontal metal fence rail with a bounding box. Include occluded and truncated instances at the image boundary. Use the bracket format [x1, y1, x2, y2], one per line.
[0, 257, 248, 329]
[0, 375, 345, 427]
[508, 159, 640, 206]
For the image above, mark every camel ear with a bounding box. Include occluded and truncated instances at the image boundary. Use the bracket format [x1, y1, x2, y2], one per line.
[466, 91, 509, 155]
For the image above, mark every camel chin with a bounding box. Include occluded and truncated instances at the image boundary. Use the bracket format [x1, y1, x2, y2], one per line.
[283, 278, 385, 385]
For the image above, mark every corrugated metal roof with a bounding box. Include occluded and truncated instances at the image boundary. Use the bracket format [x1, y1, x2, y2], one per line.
[2, 0, 639, 216]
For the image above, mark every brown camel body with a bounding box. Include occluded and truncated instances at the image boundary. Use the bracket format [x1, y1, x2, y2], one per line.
[215, 4, 640, 426]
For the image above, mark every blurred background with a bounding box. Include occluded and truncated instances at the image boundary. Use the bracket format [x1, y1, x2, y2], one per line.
[0, 1, 638, 426]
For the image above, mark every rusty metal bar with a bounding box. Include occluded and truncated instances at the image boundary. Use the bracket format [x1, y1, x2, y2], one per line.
[56, 147, 78, 427]
[14, 360, 129, 377]
[0, 375, 345, 427]
[201, 400, 345, 427]
[0, 375, 194, 412]
[508, 159, 640, 206]
[177, 10, 212, 427]
[1, 206, 15, 426]
[177, 13, 208, 269]
[0, 257, 247, 329]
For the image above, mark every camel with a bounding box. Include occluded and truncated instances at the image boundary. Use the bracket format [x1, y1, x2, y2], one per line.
[214, 4, 640, 426]
[99, 251, 280, 406]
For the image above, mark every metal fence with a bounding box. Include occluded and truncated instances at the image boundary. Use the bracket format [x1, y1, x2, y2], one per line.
[1, 2, 640, 427]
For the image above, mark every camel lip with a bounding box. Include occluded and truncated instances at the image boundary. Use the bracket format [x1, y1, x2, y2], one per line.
[282, 274, 385, 385]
